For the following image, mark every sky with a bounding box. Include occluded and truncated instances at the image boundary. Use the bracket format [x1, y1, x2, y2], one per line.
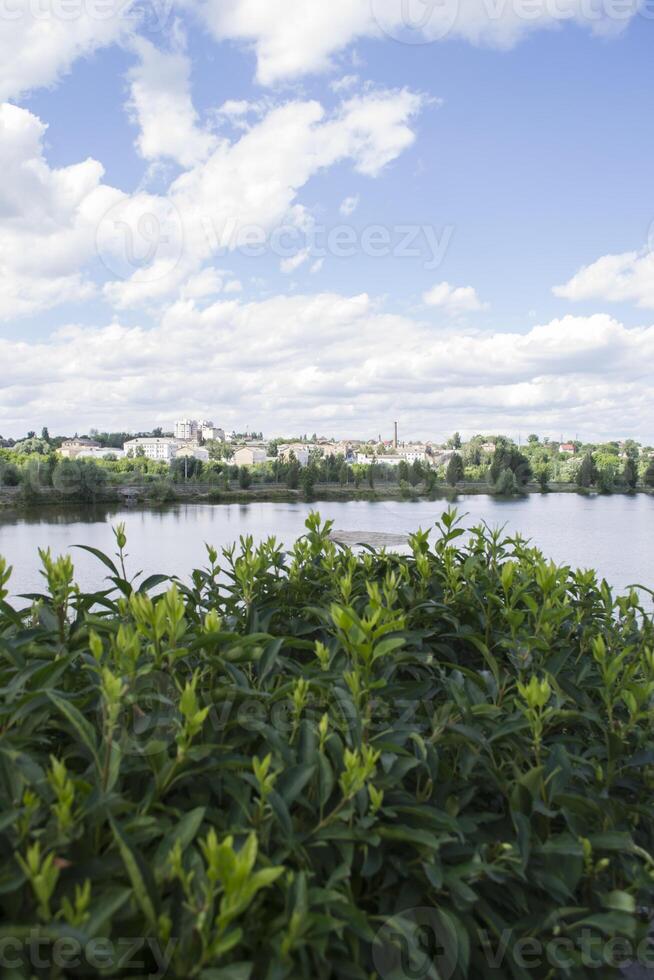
[1, 0, 654, 442]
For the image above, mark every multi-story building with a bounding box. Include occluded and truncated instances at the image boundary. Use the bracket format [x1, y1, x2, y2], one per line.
[174, 419, 199, 441]
[201, 425, 225, 442]
[174, 419, 225, 443]
[124, 438, 179, 463]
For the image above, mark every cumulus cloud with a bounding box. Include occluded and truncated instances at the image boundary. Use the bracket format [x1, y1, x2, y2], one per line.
[126, 37, 216, 168]
[0, 102, 122, 318]
[2, 298, 653, 440]
[194, 0, 639, 85]
[423, 281, 489, 314]
[0, 0, 136, 100]
[0, 84, 423, 318]
[107, 87, 424, 307]
[554, 248, 654, 309]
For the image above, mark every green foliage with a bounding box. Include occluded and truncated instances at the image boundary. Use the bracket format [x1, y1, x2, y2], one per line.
[576, 453, 598, 489]
[493, 466, 518, 495]
[446, 452, 464, 486]
[1, 512, 654, 978]
[490, 439, 532, 486]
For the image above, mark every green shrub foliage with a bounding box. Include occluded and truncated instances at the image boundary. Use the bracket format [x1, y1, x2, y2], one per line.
[1, 511, 654, 978]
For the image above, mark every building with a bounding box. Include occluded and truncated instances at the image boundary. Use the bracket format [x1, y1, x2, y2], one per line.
[175, 445, 210, 462]
[124, 438, 179, 463]
[76, 448, 126, 460]
[59, 438, 100, 459]
[398, 446, 428, 464]
[201, 425, 225, 443]
[278, 444, 310, 467]
[174, 419, 199, 441]
[233, 447, 267, 466]
[174, 419, 225, 443]
[559, 443, 576, 454]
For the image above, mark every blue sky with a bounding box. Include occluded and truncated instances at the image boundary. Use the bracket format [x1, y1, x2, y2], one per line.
[1, 1, 654, 440]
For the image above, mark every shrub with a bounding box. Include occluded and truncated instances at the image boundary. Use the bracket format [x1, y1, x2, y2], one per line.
[493, 466, 517, 495]
[0, 512, 653, 978]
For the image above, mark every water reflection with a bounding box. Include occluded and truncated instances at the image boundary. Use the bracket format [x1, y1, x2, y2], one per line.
[0, 495, 652, 599]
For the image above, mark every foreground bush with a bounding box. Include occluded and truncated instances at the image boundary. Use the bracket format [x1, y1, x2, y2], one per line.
[0, 512, 653, 979]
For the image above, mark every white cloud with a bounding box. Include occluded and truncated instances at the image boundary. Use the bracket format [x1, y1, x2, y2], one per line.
[0, 0, 136, 100]
[127, 37, 216, 168]
[0, 82, 423, 318]
[554, 248, 654, 309]
[2, 300, 654, 440]
[280, 247, 311, 273]
[330, 74, 360, 93]
[194, 0, 639, 85]
[107, 87, 424, 307]
[339, 194, 359, 216]
[423, 281, 489, 314]
[0, 102, 122, 318]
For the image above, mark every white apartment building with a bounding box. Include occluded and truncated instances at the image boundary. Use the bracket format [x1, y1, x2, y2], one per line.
[201, 425, 225, 442]
[174, 419, 199, 441]
[124, 438, 179, 463]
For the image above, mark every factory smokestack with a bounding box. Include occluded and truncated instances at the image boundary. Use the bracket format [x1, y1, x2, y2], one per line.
[393, 421, 398, 448]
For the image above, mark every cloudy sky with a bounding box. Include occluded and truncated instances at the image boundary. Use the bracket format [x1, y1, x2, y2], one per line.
[1, 0, 653, 441]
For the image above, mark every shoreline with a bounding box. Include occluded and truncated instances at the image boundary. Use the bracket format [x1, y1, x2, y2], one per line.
[1, 481, 652, 516]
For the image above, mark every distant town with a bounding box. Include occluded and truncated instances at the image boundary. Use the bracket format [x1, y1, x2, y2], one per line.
[2, 420, 654, 500]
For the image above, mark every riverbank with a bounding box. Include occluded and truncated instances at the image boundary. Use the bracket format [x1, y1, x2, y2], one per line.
[1, 480, 653, 514]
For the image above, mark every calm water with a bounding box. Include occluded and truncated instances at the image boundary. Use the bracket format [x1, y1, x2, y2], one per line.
[0, 495, 652, 600]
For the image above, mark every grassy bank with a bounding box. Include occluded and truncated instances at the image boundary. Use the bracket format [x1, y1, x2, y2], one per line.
[0, 511, 653, 978]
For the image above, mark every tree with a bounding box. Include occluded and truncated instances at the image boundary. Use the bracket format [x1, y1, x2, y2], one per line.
[622, 457, 638, 490]
[300, 466, 315, 500]
[446, 453, 464, 486]
[238, 466, 251, 490]
[397, 460, 409, 482]
[41, 427, 50, 442]
[338, 462, 350, 486]
[534, 462, 550, 492]
[494, 467, 517, 496]
[367, 463, 375, 488]
[409, 459, 423, 487]
[447, 432, 462, 449]
[527, 434, 539, 444]
[489, 440, 532, 486]
[645, 458, 654, 488]
[576, 453, 597, 489]
[286, 460, 300, 490]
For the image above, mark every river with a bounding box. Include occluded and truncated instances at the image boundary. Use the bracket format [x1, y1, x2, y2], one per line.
[0, 494, 652, 600]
